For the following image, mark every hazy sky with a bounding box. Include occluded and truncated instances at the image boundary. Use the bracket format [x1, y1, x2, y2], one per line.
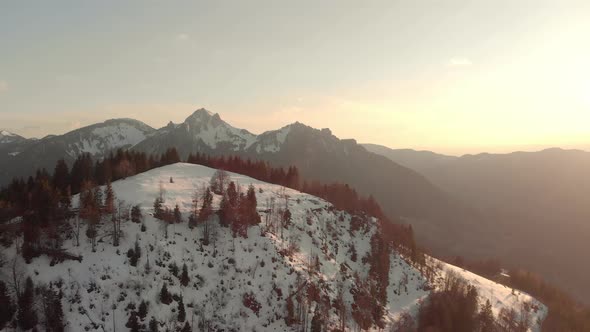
[1, 1, 589, 155]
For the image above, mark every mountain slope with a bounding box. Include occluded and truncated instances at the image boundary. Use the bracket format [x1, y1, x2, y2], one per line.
[0, 163, 545, 331]
[362, 144, 457, 174]
[0, 119, 155, 185]
[366, 144, 590, 304]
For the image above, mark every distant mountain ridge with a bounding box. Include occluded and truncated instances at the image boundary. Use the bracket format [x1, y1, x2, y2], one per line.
[365, 143, 590, 304]
[133, 108, 293, 157]
[0, 118, 155, 185]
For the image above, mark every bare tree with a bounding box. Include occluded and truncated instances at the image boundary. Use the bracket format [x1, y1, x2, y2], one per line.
[112, 200, 129, 247]
[9, 255, 25, 297]
[72, 215, 81, 247]
[210, 169, 229, 195]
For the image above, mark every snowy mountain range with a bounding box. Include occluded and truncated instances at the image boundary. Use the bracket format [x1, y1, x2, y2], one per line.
[133, 108, 294, 157]
[0, 163, 547, 331]
[0, 119, 154, 185]
[1, 110, 471, 247]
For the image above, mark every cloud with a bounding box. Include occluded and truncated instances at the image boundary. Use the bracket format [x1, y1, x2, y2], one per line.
[175, 33, 190, 41]
[447, 57, 473, 67]
[0, 80, 8, 92]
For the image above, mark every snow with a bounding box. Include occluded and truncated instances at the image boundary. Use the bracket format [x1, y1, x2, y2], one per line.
[68, 122, 150, 156]
[0, 130, 16, 137]
[254, 126, 293, 154]
[430, 259, 547, 332]
[0, 163, 547, 331]
[193, 123, 257, 151]
[0, 130, 20, 144]
[262, 126, 291, 153]
[184, 111, 257, 151]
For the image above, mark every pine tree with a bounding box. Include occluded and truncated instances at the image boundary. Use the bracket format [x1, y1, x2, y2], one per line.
[104, 181, 115, 214]
[0, 281, 15, 329]
[125, 311, 140, 332]
[43, 288, 64, 332]
[245, 184, 261, 226]
[199, 187, 214, 245]
[153, 196, 164, 220]
[17, 277, 37, 330]
[159, 283, 172, 305]
[131, 205, 143, 223]
[174, 204, 182, 223]
[52, 294, 64, 332]
[138, 300, 148, 320]
[478, 299, 496, 332]
[180, 263, 190, 287]
[177, 295, 186, 322]
[52, 159, 70, 194]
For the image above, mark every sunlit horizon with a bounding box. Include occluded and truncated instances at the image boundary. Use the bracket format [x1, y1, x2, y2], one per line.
[1, 1, 589, 156]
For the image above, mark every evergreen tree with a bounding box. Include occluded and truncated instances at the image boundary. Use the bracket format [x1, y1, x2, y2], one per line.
[104, 181, 115, 214]
[52, 159, 70, 194]
[43, 288, 64, 332]
[218, 192, 230, 227]
[159, 283, 172, 305]
[199, 187, 214, 245]
[245, 184, 261, 226]
[174, 204, 182, 223]
[131, 205, 143, 223]
[177, 295, 186, 322]
[17, 277, 37, 330]
[180, 263, 190, 287]
[478, 299, 496, 332]
[138, 300, 148, 320]
[125, 311, 140, 332]
[153, 196, 164, 220]
[0, 281, 15, 329]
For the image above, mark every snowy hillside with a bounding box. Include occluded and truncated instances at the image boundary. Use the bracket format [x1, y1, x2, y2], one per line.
[65, 119, 154, 157]
[1, 163, 546, 331]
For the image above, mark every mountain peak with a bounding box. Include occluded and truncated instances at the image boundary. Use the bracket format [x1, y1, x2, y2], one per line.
[0, 130, 17, 137]
[186, 108, 215, 122]
[184, 108, 228, 132]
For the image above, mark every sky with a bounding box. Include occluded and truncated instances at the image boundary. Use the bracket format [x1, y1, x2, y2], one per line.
[0, 0, 589, 155]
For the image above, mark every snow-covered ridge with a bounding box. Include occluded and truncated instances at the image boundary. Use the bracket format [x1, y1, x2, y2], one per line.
[65, 120, 154, 157]
[154, 109, 298, 154]
[0, 130, 22, 144]
[0, 130, 16, 137]
[1, 163, 546, 331]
